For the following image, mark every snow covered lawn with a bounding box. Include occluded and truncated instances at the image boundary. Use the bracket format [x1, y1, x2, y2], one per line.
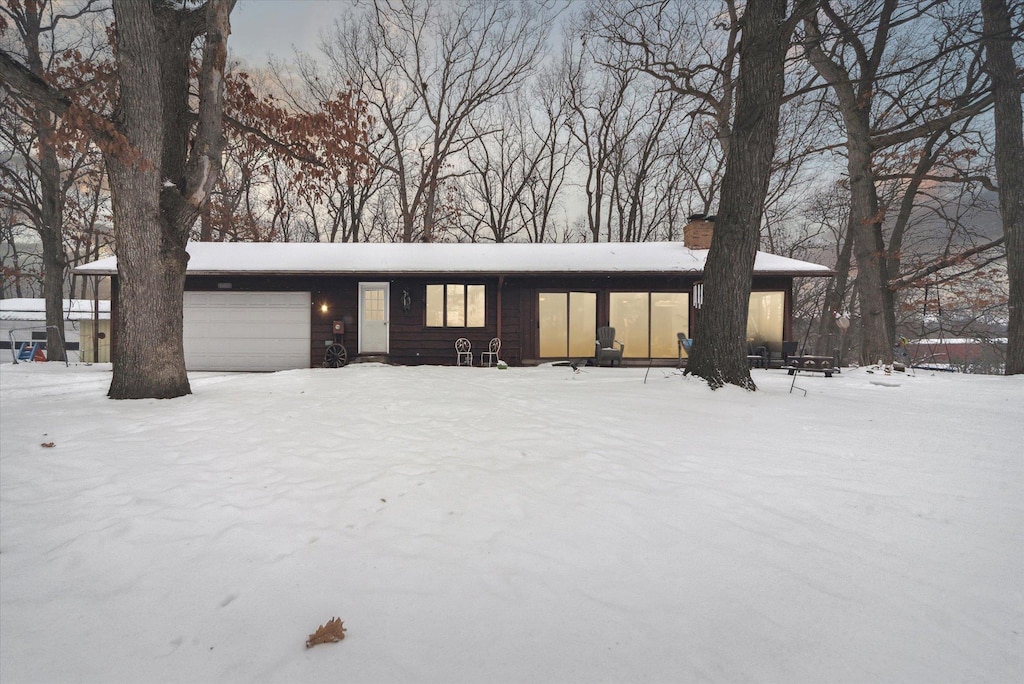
[1, 362, 1021, 683]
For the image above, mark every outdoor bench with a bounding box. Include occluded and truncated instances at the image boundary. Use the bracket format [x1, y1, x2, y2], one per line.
[784, 355, 838, 378]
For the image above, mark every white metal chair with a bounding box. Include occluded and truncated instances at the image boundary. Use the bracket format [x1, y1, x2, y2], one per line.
[455, 337, 473, 366]
[480, 337, 501, 367]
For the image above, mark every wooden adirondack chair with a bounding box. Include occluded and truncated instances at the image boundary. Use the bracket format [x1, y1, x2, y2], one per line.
[595, 326, 624, 366]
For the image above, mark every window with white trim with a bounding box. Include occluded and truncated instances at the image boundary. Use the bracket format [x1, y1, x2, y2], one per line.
[426, 284, 485, 327]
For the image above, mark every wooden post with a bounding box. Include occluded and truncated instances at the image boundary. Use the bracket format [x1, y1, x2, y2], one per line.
[496, 275, 504, 341]
[93, 276, 101, 363]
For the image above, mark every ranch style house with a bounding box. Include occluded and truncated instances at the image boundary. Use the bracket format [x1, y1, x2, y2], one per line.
[75, 220, 832, 372]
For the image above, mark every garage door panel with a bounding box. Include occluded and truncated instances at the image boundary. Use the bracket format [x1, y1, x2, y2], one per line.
[222, 337, 303, 352]
[232, 326, 309, 341]
[191, 311, 222, 323]
[183, 291, 311, 371]
[269, 293, 306, 307]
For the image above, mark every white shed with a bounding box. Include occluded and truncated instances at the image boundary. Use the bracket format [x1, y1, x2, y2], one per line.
[1, 298, 112, 363]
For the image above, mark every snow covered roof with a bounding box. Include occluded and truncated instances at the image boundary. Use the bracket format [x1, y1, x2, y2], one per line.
[910, 338, 1008, 345]
[74, 241, 833, 277]
[0, 298, 111, 322]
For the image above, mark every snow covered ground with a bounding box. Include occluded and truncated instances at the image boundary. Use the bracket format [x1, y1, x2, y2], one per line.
[1, 361, 1021, 683]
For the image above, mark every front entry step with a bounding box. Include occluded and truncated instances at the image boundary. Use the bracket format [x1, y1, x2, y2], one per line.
[352, 355, 389, 364]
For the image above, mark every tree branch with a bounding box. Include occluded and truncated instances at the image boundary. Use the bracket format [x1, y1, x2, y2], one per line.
[0, 48, 71, 117]
[221, 113, 324, 167]
[870, 91, 996, 150]
[874, 172, 998, 192]
[44, 0, 109, 33]
[889, 237, 1007, 289]
[182, 0, 232, 211]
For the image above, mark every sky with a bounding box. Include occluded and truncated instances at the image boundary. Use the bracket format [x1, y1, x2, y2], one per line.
[229, 0, 358, 64]
[1, 362, 1022, 682]
[227, 0, 577, 66]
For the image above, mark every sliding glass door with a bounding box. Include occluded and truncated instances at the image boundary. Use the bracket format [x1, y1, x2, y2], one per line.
[609, 292, 689, 358]
[538, 292, 597, 358]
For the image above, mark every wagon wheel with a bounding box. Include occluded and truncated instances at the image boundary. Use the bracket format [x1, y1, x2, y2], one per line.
[324, 343, 348, 368]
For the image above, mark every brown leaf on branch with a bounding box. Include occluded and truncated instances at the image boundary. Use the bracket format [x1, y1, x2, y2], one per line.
[305, 617, 346, 649]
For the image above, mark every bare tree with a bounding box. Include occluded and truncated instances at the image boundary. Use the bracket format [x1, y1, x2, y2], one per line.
[461, 76, 575, 243]
[1, 0, 235, 398]
[584, 0, 826, 247]
[584, 0, 817, 387]
[801, 185, 856, 357]
[0, 204, 43, 298]
[320, 0, 551, 243]
[564, 32, 634, 243]
[560, 18, 692, 244]
[801, 0, 998, 365]
[586, 0, 742, 151]
[518, 62, 576, 243]
[878, 128, 1006, 337]
[0, 0, 109, 360]
[684, 0, 812, 389]
[64, 161, 112, 298]
[981, 0, 1024, 374]
[462, 101, 537, 243]
[225, 60, 380, 242]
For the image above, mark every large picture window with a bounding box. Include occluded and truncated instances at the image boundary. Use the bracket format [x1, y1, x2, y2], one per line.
[426, 284, 485, 327]
[609, 292, 689, 358]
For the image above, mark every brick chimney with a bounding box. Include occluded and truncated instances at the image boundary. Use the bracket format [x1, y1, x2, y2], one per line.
[683, 213, 715, 249]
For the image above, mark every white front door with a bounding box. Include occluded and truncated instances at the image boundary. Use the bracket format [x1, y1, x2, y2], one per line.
[359, 282, 389, 354]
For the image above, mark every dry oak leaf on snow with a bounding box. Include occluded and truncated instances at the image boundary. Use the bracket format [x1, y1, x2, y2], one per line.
[306, 617, 346, 648]
[41, 442, 55, 448]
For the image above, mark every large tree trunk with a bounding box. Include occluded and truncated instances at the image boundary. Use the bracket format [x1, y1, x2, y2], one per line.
[37, 133, 68, 362]
[106, 2, 190, 399]
[802, 9, 896, 367]
[846, 125, 894, 365]
[106, 0, 232, 398]
[107, 166, 191, 398]
[981, 0, 1024, 375]
[21, 4, 68, 362]
[685, 0, 791, 390]
[1, 3, 231, 390]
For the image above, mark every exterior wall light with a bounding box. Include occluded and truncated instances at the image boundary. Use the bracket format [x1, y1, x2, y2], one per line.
[320, 303, 329, 314]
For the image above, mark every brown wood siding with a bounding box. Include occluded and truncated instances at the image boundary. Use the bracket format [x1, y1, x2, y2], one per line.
[498, 283, 522, 365]
[387, 277, 502, 365]
[180, 273, 794, 367]
[312, 280, 358, 366]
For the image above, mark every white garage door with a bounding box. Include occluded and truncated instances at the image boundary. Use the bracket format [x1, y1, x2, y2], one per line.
[183, 291, 311, 371]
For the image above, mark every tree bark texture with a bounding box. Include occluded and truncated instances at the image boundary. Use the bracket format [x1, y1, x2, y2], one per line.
[106, 0, 233, 399]
[685, 0, 790, 390]
[105, 1, 184, 398]
[38, 125, 68, 362]
[802, 8, 896, 366]
[814, 229, 854, 357]
[846, 120, 894, 365]
[981, 0, 1024, 375]
[18, 3, 68, 361]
